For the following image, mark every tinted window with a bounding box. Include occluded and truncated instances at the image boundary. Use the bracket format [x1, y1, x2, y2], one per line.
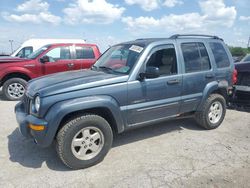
[209, 42, 230, 68]
[75, 46, 95, 59]
[181, 43, 211, 73]
[16, 46, 33, 58]
[45, 47, 71, 62]
[24, 47, 33, 57]
[198, 43, 211, 70]
[146, 45, 177, 76]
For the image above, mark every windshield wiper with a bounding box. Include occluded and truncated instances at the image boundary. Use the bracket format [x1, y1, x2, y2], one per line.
[98, 66, 115, 73]
[98, 66, 127, 75]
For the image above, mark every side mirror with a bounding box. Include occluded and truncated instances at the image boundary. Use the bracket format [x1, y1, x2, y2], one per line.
[40, 55, 49, 63]
[139, 66, 160, 80]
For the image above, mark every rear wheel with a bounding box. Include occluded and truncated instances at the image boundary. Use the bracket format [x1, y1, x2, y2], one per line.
[195, 94, 226, 129]
[56, 114, 113, 169]
[2, 78, 27, 101]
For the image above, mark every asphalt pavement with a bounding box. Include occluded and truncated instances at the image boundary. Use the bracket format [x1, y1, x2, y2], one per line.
[0, 89, 250, 188]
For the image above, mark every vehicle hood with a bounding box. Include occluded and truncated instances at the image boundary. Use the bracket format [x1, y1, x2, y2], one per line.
[27, 69, 128, 97]
[0, 56, 30, 63]
[235, 62, 250, 73]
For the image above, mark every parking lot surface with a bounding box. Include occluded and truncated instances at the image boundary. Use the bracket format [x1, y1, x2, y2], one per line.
[0, 90, 250, 188]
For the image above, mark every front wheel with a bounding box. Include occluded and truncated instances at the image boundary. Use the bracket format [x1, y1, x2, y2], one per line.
[195, 94, 226, 130]
[56, 114, 113, 169]
[2, 78, 27, 101]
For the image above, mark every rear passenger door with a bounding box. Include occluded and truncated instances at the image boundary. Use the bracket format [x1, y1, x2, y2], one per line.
[73, 46, 97, 69]
[178, 41, 214, 113]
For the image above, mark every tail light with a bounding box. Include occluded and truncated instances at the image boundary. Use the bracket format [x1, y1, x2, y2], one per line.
[232, 69, 237, 84]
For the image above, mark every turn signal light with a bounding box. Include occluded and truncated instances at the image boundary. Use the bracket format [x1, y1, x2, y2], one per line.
[29, 124, 45, 131]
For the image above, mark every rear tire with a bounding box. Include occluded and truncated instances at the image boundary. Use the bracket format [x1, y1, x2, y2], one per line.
[56, 114, 113, 169]
[2, 78, 27, 101]
[195, 94, 226, 130]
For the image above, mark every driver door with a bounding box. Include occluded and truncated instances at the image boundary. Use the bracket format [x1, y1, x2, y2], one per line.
[126, 44, 182, 126]
[42, 46, 74, 75]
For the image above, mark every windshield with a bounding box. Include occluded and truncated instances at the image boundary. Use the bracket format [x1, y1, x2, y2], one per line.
[93, 43, 145, 74]
[27, 45, 50, 59]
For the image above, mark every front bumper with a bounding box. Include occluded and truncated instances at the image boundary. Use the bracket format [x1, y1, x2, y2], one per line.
[15, 102, 48, 146]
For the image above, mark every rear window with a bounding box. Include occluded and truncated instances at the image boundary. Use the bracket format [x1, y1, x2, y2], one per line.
[181, 42, 211, 73]
[75, 46, 95, 59]
[209, 42, 230, 68]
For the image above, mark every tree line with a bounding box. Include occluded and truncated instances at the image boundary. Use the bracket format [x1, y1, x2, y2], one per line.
[229, 46, 250, 58]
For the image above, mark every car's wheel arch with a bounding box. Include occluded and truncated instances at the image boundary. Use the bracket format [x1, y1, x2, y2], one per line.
[43, 96, 125, 147]
[1, 72, 31, 87]
[197, 80, 229, 111]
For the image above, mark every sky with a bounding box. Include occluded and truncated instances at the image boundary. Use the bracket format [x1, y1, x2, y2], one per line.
[0, 0, 249, 54]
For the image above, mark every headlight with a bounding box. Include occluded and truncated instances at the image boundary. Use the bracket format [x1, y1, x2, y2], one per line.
[34, 95, 40, 112]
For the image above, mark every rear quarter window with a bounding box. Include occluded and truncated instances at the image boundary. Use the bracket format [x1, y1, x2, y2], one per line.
[75, 46, 95, 59]
[209, 42, 230, 68]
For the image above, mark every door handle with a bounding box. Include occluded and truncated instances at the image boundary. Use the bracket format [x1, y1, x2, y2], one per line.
[167, 79, 180, 85]
[205, 74, 214, 79]
[67, 63, 74, 68]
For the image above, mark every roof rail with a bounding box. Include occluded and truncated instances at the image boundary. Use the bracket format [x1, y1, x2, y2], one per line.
[135, 38, 167, 41]
[170, 34, 222, 40]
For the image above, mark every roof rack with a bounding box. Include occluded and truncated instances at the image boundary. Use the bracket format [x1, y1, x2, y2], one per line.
[135, 38, 167, 41]
[170, 34, 222, 40]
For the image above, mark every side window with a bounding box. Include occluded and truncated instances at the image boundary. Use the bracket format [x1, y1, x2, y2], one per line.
[181, 43, 211, 73]
[146, 45, 177, 76]
[16, 49, 24, 58]
[16, 47, 33, 58]
[24, 47, 33, 57]
[198, 43, 211, 71]
[45, 47, 71, 62]
[209, 42, 230, 68]
[75, 46, 95, 59]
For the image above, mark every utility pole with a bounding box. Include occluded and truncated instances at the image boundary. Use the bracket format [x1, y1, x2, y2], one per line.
[9, 40, 14, 53]
[247, 36, 250, 49]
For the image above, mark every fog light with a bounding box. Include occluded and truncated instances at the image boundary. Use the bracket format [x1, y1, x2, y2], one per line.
[29, 124, 45, 131]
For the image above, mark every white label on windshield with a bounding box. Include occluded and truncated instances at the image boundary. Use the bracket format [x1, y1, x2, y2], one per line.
[129, 45, 144, 53]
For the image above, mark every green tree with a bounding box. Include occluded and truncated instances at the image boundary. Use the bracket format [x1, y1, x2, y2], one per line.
[229, 47, 247, 57]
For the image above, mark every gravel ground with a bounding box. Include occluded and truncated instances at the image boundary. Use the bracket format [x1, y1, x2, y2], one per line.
[0, 89, 250, 188]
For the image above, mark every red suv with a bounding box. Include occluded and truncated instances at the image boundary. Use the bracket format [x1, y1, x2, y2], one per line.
[0, 43, 101, 100]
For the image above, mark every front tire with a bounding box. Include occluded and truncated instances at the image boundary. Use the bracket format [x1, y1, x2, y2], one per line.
[2, 78, 27, 101]
[195, 94, 226, 130]
[56, 114, 113, 169]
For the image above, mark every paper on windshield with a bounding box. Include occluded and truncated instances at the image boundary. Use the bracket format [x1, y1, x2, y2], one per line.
[129, 45, 144, 53]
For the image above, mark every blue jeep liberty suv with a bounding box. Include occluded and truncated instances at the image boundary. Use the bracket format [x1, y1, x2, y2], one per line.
[15, 34, 235, 169]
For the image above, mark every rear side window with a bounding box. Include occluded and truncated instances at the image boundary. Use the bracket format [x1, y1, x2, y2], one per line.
[209, 42, 230, 68]
[75, 46, 95, 59]
[181, 43, 211, 73]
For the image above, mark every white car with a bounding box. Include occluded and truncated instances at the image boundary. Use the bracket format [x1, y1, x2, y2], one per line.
[11, 38, 86, 58]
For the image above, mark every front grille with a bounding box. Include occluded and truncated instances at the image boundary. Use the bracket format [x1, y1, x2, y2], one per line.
[22, 94, 31, 114]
